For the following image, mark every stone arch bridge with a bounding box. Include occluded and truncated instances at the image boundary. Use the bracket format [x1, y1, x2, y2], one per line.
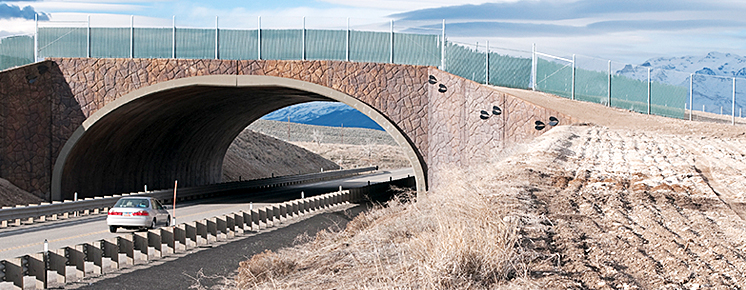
[0, 58, 577, 201]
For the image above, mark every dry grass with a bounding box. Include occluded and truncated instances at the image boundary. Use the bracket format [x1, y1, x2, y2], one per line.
[292, 141, 410, 170]
[236, 165, 537, 289]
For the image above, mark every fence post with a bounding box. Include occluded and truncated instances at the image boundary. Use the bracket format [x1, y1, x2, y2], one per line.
[690, 73, 694, 121]
[257, 16, 262, 60]
[531, 43, 536, 91]
[389, 20, 394, 64]
[440, 19, 445, 70]
[733, 77, 736, 125]
[302, 16, 306, 61]
[172, 15, 176, 58]
[648, 68, 652, 115]
[485, 40, 489, 85]
[215, 16, 219, 60]
[607, 60, 612, 107]
[34, 13, 38, 61]
[87, 15, 91, 58]
[346, 17, 350, 62]
[130, 15, 134, 58]
[571, 54, 576, 100]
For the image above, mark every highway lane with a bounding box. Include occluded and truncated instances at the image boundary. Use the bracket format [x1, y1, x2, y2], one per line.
[0, 168, 413, 261]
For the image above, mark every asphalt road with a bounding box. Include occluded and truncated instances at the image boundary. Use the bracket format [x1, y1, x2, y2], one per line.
[72, 203, 370, 289]
[0, 168, 413, 261]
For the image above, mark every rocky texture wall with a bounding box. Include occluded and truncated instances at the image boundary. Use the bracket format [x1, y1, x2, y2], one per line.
[427, 68, 578, 189]
[1, 57, 579, 198]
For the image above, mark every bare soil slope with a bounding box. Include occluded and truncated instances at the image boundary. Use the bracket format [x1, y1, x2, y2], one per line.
[236, 88, 746, 289]
[0, 178, 43, 207]
[221, 129, 339, 182]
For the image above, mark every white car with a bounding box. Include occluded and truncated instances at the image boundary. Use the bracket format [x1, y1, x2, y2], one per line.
[107, 197, 171, 233]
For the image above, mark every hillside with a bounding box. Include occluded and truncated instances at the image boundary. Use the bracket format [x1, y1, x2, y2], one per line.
[237, 87, 746, 289]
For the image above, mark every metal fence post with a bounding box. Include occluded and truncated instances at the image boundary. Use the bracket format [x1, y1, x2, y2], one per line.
[690, 73, 694, 121]
[130, 15, 134, 58]
[440, 19, 445, 70]
[302, 17, 306, 61]
[733, 77, 736, 125]
[485, 40, 489, 85]
[257, 16, 261, 60]
[571, 54, 576, 100]
[34, 13, 38, 61]
[648, 68, 652, 115]
[172, 15, 175, 58]
[87, 15, 91, 58]
[531, 43, 536, 91]
[607, 60, 612, 107]
[389, 20, 394, 64]
[215, 16, 219, 60]
[346, 18, 350, 62]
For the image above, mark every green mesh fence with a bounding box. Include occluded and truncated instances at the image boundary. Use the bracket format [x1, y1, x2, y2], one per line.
[176, 28, 215, 59]
[219, 29, 258, 60]
[90, 28, 129, 58]
[535, 57, 572, 99]
[134, 28, 172, 58]
[38, 27, 87, 58]
[444, 42, 486, 84]
[0, 35, 34, 71]
[306, 29, 345, 61]
[610, 74, 648, 113]
[651, 81, 686, 118]
[393, 33, 439, 66]
[261, 29, 302, 60]
[574, 68, 609, 104]
[488, 52, 531, 89]
[350, 31, 389, 63]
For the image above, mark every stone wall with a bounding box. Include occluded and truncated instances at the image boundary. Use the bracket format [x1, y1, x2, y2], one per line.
[1, 58, 580, 199]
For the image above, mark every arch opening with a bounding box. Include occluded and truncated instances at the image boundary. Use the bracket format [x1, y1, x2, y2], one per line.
[52, 75, 427, 200]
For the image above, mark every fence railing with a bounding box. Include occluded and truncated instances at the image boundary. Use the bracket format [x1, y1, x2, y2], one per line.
[0, 16, 742, 124]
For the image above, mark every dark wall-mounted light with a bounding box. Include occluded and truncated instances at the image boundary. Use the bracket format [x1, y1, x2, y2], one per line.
[535, 120, 546, 130]
[37, 64, 49, 75]
[26, 75, 38, 84]
[548, 116, 559, 126]
[492, 105, 502, 116]
[438, 84, 447, 93]
[480, 110, 490, 119]
[428, 75, 437, 85]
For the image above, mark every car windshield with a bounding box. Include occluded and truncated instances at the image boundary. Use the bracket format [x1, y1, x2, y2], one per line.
[114, 198, 150, 208]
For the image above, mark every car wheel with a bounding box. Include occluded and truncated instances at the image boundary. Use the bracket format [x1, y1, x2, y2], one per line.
[150, 219, 157, 229]
[109, 226, 117, 233]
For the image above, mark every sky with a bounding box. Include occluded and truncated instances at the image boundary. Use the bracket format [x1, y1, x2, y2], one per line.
[1, 0, 746, 64]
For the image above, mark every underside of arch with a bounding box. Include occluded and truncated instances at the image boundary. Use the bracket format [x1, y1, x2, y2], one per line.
[51, 75, 427, 200]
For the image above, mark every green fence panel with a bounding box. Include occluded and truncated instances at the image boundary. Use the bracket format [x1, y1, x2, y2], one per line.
[305, 29, 345, 61]
[535, 57, 572, 99]
[133, 28, 172, 58]
[488, 52, 531, 89]
[393, 33, 439, 66]
[651, 81, 686, 119]
[219, 29, 258, 60]
[611, 74, 648, 114]
[90, 28, 129, 58]
[176, 28, 215, 59]
[261, 29, 302, 60]
[574, 68, 609, 104]
[350, 31, 389, 63]
[38, 27, 87, 58]
[0, 35, 34, 71]
[444, 42, 486, 84]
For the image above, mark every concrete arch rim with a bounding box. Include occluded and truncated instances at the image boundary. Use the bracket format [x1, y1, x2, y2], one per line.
[51, 75, 426, 200]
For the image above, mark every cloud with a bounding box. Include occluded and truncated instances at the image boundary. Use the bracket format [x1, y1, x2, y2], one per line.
[391, 0, 733, 21]
[0, 3, 49, 20]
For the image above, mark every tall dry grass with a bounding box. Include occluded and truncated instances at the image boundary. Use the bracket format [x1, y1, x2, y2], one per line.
[236, 166, 537, 289]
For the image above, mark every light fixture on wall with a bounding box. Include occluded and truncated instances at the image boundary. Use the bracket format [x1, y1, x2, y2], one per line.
[480, 110, 490, 119]
[428, 75, 437, 84]
[438, 84, 447, 93]
[535, 120, 546, 130]
[492, 105, 502, 115]
[548, 116, 559, 126]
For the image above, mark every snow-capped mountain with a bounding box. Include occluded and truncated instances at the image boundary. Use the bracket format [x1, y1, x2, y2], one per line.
[260, 101, 384, 130]
[615, 51, 746, 115]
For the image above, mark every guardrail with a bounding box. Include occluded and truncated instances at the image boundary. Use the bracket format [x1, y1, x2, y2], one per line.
[0, 166, 377, 228]
[0, 176, 414, 289]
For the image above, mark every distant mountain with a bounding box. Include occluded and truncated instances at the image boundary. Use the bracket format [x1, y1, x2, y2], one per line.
[260, 102, 384, 130]
[616, 51, 746, 115]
